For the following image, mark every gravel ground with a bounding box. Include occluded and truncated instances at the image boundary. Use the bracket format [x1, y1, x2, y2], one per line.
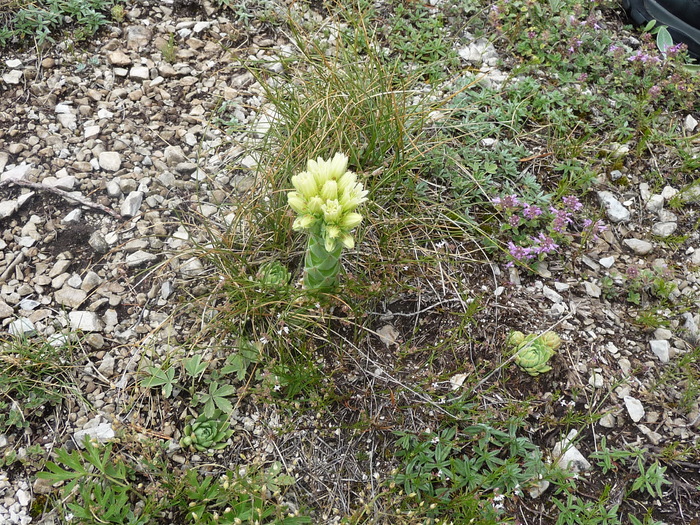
[1, 0, 700, 523]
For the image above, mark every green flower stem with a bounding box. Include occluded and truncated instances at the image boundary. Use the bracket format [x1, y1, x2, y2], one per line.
[304, 224, 343, 292]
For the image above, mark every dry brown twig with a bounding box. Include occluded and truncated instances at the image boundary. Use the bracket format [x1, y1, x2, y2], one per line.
[0, 177, 122, 219]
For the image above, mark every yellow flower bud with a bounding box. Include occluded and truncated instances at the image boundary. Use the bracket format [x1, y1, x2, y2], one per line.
[287, 192, 306, 214]
[328, 152, 349, 179]
[339, 212, 362, 230]
[337, 170, 357, 194]
[292, 172, 318, 199]
[321, 180, 338, 201]
[339, 233, 355, 249]
[340, 184, 369, 211]
[307, 196, 324, 215]
[292, 214, 316, 231]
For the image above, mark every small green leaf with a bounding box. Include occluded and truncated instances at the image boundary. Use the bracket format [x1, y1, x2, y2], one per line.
[656, 27, 674, 55]
[184, 355, 208, 378]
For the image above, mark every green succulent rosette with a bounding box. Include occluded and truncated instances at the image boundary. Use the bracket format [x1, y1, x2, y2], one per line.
[287, 153, 368, 292]
[508, 330, 561, 377]
[180, 411, 233, 452]
[257, 260, 291, 289]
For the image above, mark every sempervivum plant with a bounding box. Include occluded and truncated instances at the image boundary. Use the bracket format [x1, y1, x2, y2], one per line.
[287, 153, 368, 293]
[508, 331, 561, 377]
[180, 410, 233, 452]
[257, 260, 291, 289]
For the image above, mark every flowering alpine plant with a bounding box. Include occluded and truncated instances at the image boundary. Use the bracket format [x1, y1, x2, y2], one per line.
[492, 193, 605, 267]
[288, 153, 368, 292]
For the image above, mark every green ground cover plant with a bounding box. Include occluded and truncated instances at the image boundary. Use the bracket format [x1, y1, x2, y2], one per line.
[6, 0, 699, 522]
[0, 0, 122, 47]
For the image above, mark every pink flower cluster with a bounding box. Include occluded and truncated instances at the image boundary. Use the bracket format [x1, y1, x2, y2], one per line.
[492, 193, 605, 267]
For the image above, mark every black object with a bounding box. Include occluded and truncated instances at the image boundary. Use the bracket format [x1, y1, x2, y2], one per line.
[621, 0, 700, 59]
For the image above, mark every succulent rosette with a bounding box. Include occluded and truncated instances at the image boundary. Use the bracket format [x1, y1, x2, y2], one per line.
[287, 153, 368, 292]
[508, 330, 561, 377]
[257, 260, 291, 289]
[180, 411, 233, 452]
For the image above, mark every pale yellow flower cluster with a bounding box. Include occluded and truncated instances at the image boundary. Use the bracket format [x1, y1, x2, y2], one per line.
[288, 153, 368, 251]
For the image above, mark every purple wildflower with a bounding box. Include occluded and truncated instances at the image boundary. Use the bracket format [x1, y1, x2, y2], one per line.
[562, 195, 583, 212]
[507, 241, 534, 262]
[522, 204, 543, 220]
[509, 215, 521, 227]
[550, 207, 572, 233]
[501, 194, 521, 209]
[582, 218, 606, 240]
[628, 50, 661, 64]
[531, 233, 559, 254]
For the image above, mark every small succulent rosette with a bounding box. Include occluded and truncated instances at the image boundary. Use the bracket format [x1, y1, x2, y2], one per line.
[256, 260, 291, 289]
[508, 330, 561, 377]
[180, 410, 233, 452]
[287, 153, 368, 292]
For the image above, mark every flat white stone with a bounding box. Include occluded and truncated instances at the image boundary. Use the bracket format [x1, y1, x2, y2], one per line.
[597, 191, 630, 223]
[651, 221, 677, 238]
[661, 185, 679, 200]
[99, 151, 122, 172]
[129, 65, 150, 80]
[44, 175, 76, 190]
[84, 125, 101, 139]
[74, 423, 115, 446]
[15, 488, 30, 507]
[528, 479, 550, 499]
[62, 209, 82, 223]
[599, 413, 616, 428]
[179, 256, 205, 277]
[623, 238, 654, 255]
[552, 430, 591, 473]
[126, 250, 157, 267]
[649, 340, 670, 363]
[599, 256, 615, 268]
[54, 287, 87, 308]
[653, 328, 673, 340]
[2, 70, 22, 84]
[0, 200, 18, 219]
[57, 113, 77, 130]
[584, 281, 601, 298]
[645, 194, 664, 212]
[97, 353, 115, 377]
[2, 162, 32, 181]
[69, 311, 104, 332]
[624, 395, 645, 422]
[121, 190, 143, 217]
[542, 285, 563, 303]
[684, 114, 698, 132]
[9, 318, 36, 337]
[589, 372, 604, 388]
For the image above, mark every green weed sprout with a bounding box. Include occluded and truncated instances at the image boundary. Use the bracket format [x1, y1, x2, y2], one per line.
[288, 153, 368, 292]
[180, 410, 233, 452]
[508, 331, 561, 376]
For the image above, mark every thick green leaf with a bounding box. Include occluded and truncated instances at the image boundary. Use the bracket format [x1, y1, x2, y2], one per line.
[656, 26, 674, 55]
